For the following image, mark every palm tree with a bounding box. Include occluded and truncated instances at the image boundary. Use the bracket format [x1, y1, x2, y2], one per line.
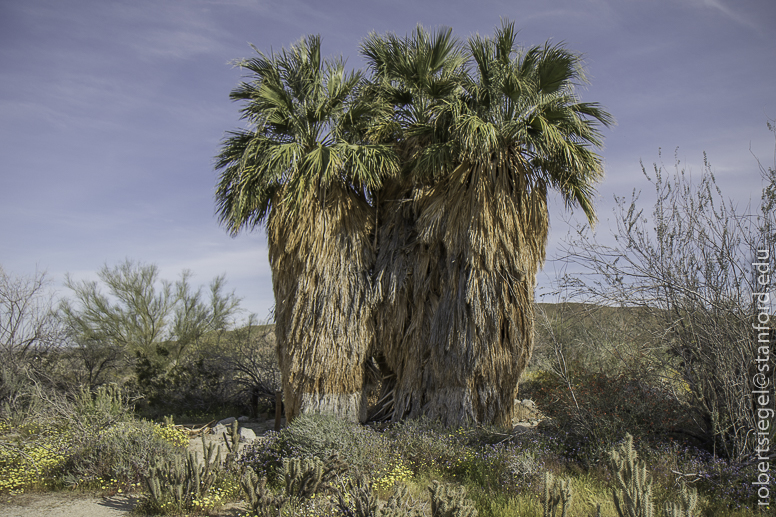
[215, 36, 397, 422]
[359, 26, 468, 423]
[367, 22, 612, 426]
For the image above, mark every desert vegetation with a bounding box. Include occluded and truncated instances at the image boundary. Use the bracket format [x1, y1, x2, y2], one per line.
[1, 21, 774, 517]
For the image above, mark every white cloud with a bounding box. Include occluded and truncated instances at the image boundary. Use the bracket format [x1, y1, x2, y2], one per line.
[688, 0, 761, 30]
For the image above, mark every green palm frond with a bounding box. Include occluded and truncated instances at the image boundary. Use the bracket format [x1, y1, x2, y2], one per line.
[215, 35, 398, 231]
[443, 24, 613, 224]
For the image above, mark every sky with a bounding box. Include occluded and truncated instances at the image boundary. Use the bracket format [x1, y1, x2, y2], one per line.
[1, 0, 774, 322]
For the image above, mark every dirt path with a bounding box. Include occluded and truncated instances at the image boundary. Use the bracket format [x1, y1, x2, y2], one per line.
[0, 493, 251, 516]
[0, 492, 141, 517]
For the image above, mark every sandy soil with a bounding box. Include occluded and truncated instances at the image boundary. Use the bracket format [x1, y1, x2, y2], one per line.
[0, 492, 251, 517]
[0, 492, 141, 517]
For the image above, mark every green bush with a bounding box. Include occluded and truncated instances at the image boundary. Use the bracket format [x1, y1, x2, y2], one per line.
[277, 413, 392, 473]
[61, 419, 184, 487]
[385, 418, 468, 475]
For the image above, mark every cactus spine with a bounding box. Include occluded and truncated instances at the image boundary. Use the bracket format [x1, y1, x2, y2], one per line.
[664, 482, 698, 517]
[335, 473, 426, 517]
[141, 434, 222, 511]
[241, 469, 288, 517]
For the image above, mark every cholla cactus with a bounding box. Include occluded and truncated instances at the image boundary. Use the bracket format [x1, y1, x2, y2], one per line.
[141, 435, 222, 511]
[190, 437, 220, 497]
[221, 420, 242, 467]
[382, 484, 426, 517]
[542, 471, 573, 517]
[664, 482, 698, 517]
[284, 453, 348, 499]
[336, 473, 379, 517]
[609, 434, 654, 517]
[428, 480, 478, 517]
[284, 456, 324, 498]
[241, 469, 288, 517]
[335, 473, 426, 517]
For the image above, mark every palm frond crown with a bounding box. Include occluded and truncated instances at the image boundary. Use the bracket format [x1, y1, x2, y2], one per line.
[215, 35, 398, 235]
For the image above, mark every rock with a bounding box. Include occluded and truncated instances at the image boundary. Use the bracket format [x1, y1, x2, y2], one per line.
[217, 417, 237, 427]
[521, 399, 536, 409]
[239, 427, 256, 442]
[212, 423, 227, 436]
[238, 416, 250, 423]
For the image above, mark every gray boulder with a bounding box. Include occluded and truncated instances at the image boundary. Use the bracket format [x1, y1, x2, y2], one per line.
[239, 427, 256, 442]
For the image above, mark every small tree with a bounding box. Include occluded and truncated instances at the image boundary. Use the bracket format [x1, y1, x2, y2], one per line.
[60, 260, 241, 397]
[555, 140, 776, 461]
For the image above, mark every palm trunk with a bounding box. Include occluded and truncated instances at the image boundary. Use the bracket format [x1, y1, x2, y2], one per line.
[372, 181, 436, 422]
[268, 185, 374, 423]
[375, 160, 548, 427]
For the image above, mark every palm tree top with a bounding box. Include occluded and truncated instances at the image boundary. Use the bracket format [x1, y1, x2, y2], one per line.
[215, 35, 398, 235]
[465, 22, 614, 223]
[428, 21, 614, 223]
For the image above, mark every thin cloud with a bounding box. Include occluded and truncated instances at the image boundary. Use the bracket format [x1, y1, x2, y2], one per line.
[690, 0, 762, 31]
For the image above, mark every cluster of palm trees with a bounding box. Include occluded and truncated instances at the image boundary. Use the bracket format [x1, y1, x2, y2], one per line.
[215, 21, 612, 427]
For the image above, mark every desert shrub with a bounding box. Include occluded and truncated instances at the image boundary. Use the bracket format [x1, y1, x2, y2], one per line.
[385, 418, 468, 475]
[372, 458, 415, 492]
[554, 143, 776, 462]
[0, 379, 189, 494]
[448, 445, 517, 491]
[0, 419, 72, 493]
[61, 418, 184, 487]
[134, 319, 280, 419]
[238, 431, 286, 483]
[60, 260, 242, 410]
[133, 349, 234, 416]
[0, 266, 64, 422]
[523, 366, 691, 464]
[643, 440, 776, 512]
[499, 448, 545, 492]
[152, 420, 190, 448]
[215, 318, 281, 417]
[276, 413, 392, 473]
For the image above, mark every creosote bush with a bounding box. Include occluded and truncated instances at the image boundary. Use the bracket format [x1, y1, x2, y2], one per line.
[554, 145, 776, 462]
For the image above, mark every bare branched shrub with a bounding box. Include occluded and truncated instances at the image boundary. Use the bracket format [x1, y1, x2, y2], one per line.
[0, 266, 63, 418]
[528, 302, 686, 456]
[553, 144, 776, 461]
[217, 315, 281, 416]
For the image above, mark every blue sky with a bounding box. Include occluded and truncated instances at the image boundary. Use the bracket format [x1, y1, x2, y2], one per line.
[1, 0, 774, 321]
